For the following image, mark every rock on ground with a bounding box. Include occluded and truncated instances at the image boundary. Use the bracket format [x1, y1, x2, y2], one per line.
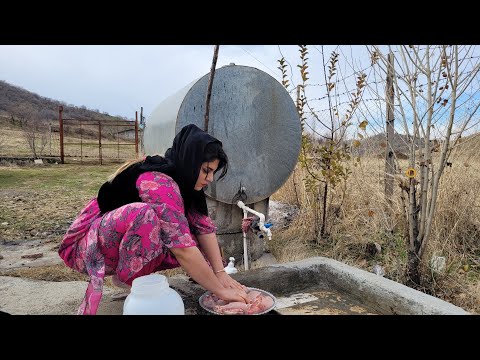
[267, 200, 299, 230]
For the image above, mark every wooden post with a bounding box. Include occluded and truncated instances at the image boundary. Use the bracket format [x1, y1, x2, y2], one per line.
[385, 52, 395, 208]
[59, 106, 64, 164]
[204, 45, 220, 132]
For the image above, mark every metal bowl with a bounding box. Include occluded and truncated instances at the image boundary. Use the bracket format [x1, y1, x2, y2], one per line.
[199, 287, 277, 315]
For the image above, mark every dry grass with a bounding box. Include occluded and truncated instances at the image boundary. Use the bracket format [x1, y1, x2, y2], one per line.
[0, 117, 138, 162]
[270, 152, 480, 313]
[0, 264, 187, 286]
[0, 164, 118, 240]
[0, 264, 89, 282]
[0, 128, 32, 156]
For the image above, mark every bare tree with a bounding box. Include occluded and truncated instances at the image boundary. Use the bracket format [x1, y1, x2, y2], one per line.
[0, 134, 5, 153]
[19, 109, 48, 158]
[369, 45, 480, 286]
[279, 46, 366, 241]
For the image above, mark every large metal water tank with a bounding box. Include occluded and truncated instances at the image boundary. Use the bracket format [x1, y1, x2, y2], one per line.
[144, 64, 301, 264]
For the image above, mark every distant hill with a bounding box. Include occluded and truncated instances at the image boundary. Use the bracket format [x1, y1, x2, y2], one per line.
[0, 80, 129, 122]
[307, 132, 422, 159]
[357, 132, 419, 158]
[346, 131, 480, 160]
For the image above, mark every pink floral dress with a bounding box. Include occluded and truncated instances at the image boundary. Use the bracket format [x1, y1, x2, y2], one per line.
[58, 172, 217, 315]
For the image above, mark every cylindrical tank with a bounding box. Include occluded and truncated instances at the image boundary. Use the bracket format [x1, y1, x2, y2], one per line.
[144, 64, 301, 264]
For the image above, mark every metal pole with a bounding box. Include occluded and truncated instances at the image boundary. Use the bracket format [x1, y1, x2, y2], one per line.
[135, 111, 139, 158]
[117, 120, 120, 161]
[98, 121, 102, 165]
[59, 106, 64, 164]
[80, 121, 83, 164]
[140, 106, 144, 154]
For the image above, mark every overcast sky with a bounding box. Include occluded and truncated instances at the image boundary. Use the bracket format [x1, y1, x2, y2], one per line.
[0, 45, 371, 121]
[4, 45, 476, 137]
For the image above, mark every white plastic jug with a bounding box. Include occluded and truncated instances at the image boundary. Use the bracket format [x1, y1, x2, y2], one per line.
[123, 274, 185, 315]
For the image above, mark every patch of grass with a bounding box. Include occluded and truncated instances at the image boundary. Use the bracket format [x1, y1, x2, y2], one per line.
[0, 164, 117, 193]
[0, 163, 118, 240]
[0, 263, 188, 285]
[0, 205, 31, 234]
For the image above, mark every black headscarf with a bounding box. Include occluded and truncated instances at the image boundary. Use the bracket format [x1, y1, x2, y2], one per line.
[97, 124, 222, 216]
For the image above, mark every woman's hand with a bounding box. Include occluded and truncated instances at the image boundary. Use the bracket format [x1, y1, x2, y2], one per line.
[215, 287, 249, 304]
[216, 271, 248, 292]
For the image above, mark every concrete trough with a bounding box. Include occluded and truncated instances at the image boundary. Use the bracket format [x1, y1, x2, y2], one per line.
[225, 257, 469, 315]
[0, 257, 469, 315]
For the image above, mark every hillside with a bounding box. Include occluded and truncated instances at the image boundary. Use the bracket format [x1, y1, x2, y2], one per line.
[0, 80, 139, 161]
[0, 80, 129, 122]
[357, 132, 419, 158]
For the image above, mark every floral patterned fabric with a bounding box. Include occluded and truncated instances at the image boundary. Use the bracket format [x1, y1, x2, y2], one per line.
[58, 172, 217, 315]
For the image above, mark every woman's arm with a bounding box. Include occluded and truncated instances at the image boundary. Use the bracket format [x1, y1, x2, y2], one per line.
[186, 209, 245, 290]
[169, 246, 248, 303]
[196, 232, 225, 273]
[196, 233, 247, 291]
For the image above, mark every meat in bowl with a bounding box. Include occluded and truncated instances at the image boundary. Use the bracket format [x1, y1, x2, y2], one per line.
[199, 287, 276, 315]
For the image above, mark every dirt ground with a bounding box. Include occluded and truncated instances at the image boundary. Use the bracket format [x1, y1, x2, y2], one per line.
[0, 163, 116, 279]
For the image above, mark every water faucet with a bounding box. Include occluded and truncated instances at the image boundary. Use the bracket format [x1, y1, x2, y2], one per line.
[237, 200, 273, 270]
[260, 223, 272, 241]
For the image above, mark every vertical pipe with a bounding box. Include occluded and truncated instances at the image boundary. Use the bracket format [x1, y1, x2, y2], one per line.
[243, 210, 249, 271]
[59, 106, 64, 164]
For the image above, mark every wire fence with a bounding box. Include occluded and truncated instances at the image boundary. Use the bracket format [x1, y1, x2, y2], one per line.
[0, 107, 141, 165]
[277, 45, 480, 140]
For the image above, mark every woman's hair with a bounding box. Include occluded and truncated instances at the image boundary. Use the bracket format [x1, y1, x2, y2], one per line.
[203, 142, 228, 181]
[107, 157, 144, 183]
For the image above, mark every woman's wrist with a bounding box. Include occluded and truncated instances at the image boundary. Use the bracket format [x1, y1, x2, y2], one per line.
[214, 268, 226, 275]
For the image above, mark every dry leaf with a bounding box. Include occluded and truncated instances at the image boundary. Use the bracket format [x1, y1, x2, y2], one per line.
[359, 120, 368, 131]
